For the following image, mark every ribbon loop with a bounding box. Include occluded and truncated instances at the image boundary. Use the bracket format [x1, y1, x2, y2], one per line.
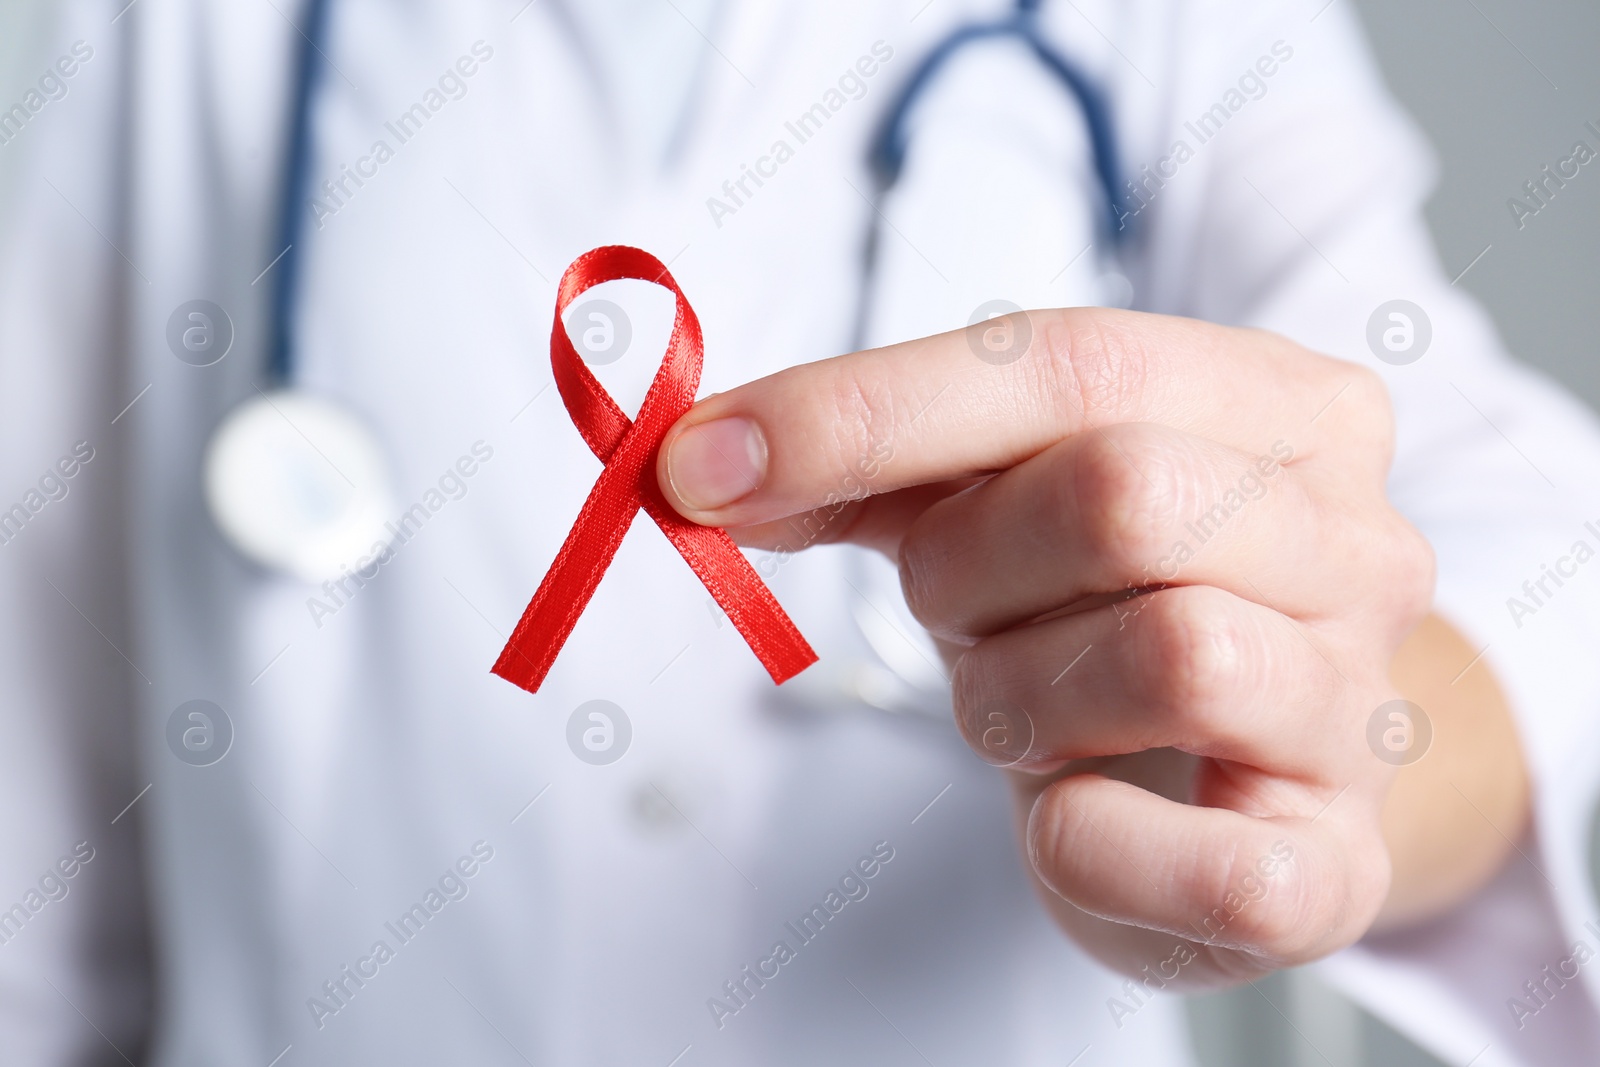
[493, 246, 818, 693]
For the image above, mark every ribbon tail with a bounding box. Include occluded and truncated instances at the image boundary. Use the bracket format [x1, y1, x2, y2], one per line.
[643, 496, 818, 685]
[492, 470, 640, 693]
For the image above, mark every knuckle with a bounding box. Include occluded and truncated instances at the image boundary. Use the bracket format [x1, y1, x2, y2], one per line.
[896, 508, 970, 637]
[1345, 361, 1393, 416]
[1226, 888, 1312, 957]
[897, 521, 942, 631]
[950, 645, 1045, 767]
[1072, 429, 1183, 574]
[1035, 310, 1153, 427]
[1354, 368, 1397, 453]
[947, 648, 991, 744]
[1028, 777, 1098, 881]
[1381, 517, 1437, 629]
[1342, 838, 1394, 937]
[1200, 842, 1316, 957]
[1140, 589, 1248, 730]
[1203, 834, 1388, 962]
[1334, 363, 1398, 470]
[1395, 521, 1436, 605]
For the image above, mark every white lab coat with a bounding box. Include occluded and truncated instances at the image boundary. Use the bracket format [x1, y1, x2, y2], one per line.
[1, 1, 1598, 1064]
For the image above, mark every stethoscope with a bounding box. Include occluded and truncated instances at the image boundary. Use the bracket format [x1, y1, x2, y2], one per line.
[201, 0, 1127, 599]
[852, 0, 1130, 350]
[203, 0, 401, 584]
[847, 0, 1132, 713]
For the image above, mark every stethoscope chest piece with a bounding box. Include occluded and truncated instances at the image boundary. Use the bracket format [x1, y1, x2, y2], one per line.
[204, 391, 397, 583]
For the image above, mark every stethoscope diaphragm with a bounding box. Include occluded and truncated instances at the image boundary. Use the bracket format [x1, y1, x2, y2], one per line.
[203, 391, 397, 584]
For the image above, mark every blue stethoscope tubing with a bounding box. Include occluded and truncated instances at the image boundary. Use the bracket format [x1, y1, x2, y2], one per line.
[868, 0, 1127, 240]
[851, 0, 1129, 350]
[849, 0, 1129, 711]
[269, 0, 335, 387]
[270, 0, 1125, 381]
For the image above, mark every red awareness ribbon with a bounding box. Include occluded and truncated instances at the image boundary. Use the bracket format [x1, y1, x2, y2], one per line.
[493, 245, 818, 693]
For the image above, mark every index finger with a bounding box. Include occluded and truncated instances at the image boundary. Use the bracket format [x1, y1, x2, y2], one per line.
[656, 307, 1342, 528]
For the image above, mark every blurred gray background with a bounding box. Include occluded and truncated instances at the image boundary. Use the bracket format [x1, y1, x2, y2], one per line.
[1365, 0, 1600, 409]
[1191, 1, 1600, 1063]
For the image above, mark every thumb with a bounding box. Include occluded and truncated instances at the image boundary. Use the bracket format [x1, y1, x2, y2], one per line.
[655, 325, 1026, 554]
[656, 401, 972, 558]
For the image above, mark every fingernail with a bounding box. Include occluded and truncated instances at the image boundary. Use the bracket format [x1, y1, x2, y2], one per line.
[665, 417, 767, 511]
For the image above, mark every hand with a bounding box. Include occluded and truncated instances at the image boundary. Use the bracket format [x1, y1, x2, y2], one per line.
[657, 308, 1435, 987]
